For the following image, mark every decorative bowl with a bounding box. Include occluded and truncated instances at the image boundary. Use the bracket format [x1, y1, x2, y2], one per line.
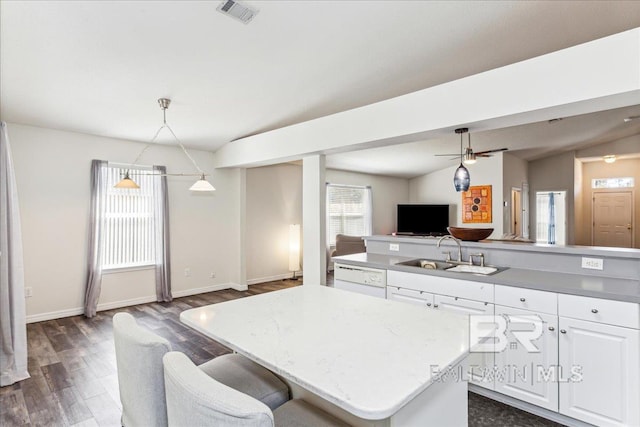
[447, 226, 494, 241]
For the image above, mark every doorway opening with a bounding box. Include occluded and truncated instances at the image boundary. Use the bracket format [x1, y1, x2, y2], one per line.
[511, 188, 522, 236]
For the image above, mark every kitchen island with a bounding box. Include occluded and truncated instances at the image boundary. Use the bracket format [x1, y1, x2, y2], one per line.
[181, 285, 475, 426]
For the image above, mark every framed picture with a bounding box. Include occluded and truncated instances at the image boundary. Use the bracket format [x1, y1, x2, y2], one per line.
[462, 185, 492, 223]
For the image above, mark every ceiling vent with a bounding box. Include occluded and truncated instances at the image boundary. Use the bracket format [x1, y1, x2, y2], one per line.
[217, 0, 258, 24]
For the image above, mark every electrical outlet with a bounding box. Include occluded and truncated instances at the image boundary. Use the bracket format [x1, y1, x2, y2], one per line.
[184, 268, 191, 277]
[210, 272, 216, 279]
[389, 243, 400, 252]
[581, 257, 604, 270]
[25, 287, 33, 298]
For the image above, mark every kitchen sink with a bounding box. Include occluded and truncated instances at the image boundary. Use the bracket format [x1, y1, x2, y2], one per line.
[396, 259, 455, 270]
[395, 259, 504, 276]
[444, 264, 498, 275]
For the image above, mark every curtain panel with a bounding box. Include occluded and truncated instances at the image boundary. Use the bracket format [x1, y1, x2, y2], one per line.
[0, 122, 30, 386]
[84, 160, 107, 317]
[153, 165, 172, 302]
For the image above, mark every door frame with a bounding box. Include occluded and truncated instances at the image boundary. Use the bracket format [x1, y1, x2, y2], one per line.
[591, 189, 635, 248]
[511, 187, 522, 236]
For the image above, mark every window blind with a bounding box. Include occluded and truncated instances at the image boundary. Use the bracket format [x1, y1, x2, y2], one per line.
[102, 166, 156, 269]
[326, 184, 372, 246]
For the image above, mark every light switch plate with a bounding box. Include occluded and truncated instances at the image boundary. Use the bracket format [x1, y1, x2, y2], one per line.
[581, 257, 604, 270]
[389, 243, 400, 252]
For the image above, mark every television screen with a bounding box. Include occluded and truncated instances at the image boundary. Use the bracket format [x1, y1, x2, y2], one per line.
[397, 204, 449, 236]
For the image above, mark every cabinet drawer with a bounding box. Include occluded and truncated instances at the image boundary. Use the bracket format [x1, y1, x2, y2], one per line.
[495, 285, 557, 314]
[388, 270, 493, 303]
[386, 287, 434, 308]
[559, 294, 640, 329]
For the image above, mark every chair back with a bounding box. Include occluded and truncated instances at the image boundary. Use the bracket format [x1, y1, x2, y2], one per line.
[113, 312, 172, 427]
[163, 351, 275, 427]
[333, 234, 365, 256]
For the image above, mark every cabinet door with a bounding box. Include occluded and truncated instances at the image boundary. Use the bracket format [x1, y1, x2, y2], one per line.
[386, 287, 434, 308]
[434, 295, 495, 390]
[494, 306, 559, 411]
[559, 317, 640, 427]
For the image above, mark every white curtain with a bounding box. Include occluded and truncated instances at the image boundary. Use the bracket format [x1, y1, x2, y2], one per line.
[0, 122, 30, 386]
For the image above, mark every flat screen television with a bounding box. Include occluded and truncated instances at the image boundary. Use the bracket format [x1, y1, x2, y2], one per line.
[397, 204, 449, 236]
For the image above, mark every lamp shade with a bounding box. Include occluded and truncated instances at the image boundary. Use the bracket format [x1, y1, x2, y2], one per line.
[189, 175, 216, 192]
[454, 163, 470, 192]
[289, 224, 301, 273]
[114, 172, 140, 189]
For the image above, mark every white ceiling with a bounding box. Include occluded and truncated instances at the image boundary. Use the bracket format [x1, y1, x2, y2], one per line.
[2, 0, 640, 177]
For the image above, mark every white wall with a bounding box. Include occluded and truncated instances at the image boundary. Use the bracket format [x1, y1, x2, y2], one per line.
[8, 123, 242, 321]
[409, 154, 504, 238]
[245, 164, 303, 284]
[326, 169, 410, 235]
[502, 152, 529, 234]
[244, 164, 410, 283]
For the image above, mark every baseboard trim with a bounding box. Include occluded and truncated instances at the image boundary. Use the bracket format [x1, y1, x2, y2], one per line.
[26, 283, 241, 323]
[468, 384, 592, 427]
[247, 273, 297, 285]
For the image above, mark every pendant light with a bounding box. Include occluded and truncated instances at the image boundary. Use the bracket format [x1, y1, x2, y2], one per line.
[453, 128, 471, 192]
[115, 98, 215, 192]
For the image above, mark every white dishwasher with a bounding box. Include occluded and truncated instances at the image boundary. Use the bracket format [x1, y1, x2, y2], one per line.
[333, 263, 387, 298]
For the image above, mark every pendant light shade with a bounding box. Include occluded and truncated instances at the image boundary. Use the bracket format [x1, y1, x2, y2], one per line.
[453, 128, 471, 192]
[114, 171, 140, 189]
[454, 163, 471, 191]
[189, 174, 216, 192]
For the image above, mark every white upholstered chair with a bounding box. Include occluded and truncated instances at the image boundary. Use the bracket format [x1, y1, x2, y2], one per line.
[113, 312, 289, 427]
[163, 351, 350, 427]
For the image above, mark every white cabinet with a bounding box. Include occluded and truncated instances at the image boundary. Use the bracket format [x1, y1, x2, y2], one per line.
[494, 305, 559, 411]
[558, 316, 640, 427]
[434, 295, 495, 390]
[386, 286, 434, 308]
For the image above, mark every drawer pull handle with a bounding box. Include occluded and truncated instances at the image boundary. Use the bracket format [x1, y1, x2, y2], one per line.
[591, 309, 598, 314]
[426, 303, 432, 307]
[560, 329, 567, 334]
[434, 304, 439, 308]
[519, 298, 526, 302]
[454, 297, 459, 301]
[548, 326, 555, 331]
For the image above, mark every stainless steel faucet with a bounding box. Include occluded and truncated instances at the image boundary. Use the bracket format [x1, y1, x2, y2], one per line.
[437, 235, 463, 263]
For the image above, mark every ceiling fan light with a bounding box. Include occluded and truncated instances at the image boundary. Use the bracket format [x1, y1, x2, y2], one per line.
[463, 152, 477, 165]
[114, 172, 140, 189]
[454, 164, 470, 192]
[189, 174, 216, 192]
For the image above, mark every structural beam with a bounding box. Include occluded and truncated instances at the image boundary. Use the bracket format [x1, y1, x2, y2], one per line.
[215, 28, 640, 169]
[302, 155, 326, 286]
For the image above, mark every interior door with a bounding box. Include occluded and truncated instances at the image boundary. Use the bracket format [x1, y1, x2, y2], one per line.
[592, 191, 633, 248]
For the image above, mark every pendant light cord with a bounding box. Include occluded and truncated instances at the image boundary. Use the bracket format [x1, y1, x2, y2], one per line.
[126, 103, 205, 175]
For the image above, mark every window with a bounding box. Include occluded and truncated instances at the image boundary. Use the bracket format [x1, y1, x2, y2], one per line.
[592, 177, 634, 189]
[102, 165, 157, 270]
[326, 184, 372, 246]
[535, 191, 566, 245]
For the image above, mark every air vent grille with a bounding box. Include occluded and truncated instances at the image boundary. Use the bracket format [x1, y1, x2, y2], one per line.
[217, 0, 258, 24]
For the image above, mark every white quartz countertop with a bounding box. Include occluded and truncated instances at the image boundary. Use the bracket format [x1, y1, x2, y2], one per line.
[180, 286, 471, 420]
[333, 253, 640, 303]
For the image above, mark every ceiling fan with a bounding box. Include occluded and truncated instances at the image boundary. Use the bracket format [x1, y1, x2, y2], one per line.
[435, 128, 507, 164]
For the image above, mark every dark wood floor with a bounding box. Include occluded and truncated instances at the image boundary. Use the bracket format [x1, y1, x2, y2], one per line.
[0, 279, 560, 427]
